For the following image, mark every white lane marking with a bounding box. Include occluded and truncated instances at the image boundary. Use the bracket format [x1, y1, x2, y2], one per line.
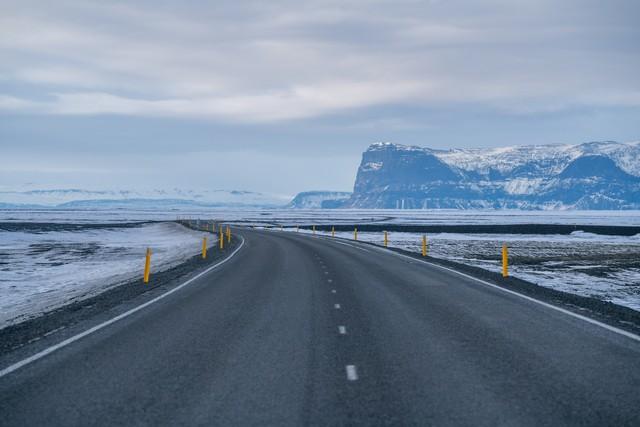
[328, 279, 333, 283]
[324, 271, 329, 275]
[338, 326, 347, 335]
[331, 289, 336, 293]
[346, 365, 358, 381]
[0, 236, 247, 380]
[334, 238, 640, 344]
[330, 239, 371, 253]
[334, 304, 341, 309]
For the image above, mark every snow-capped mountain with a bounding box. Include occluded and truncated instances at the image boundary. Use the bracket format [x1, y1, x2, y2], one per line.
[287, 191, 352, 209]
[0, 188, 290, 209]
[345, 141, 640, 209]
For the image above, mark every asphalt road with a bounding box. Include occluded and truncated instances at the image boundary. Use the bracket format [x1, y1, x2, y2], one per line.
[2, 229, 640, 426]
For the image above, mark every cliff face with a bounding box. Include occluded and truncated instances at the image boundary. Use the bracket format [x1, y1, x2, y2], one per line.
[345, 142, 640, 209]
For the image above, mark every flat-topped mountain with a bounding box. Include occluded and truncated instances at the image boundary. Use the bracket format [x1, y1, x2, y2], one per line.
[344, 141, 640, 209]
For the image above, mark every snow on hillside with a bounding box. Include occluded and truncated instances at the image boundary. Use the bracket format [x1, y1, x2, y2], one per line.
[0, 187, 290, 208]
[434, 141, 640, 177]
[0, 222, 215, 328]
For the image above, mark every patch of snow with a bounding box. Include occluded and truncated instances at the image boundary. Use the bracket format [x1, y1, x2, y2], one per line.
[0, 222, 216, 328]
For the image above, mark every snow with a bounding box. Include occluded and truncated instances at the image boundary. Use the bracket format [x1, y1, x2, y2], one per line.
[4, 208, 640, 226]
[0, 187, 290, 208]
[434, 141, 640, 177]
[503, 178, 544, 195]
[3, 208, 640, 324]
[0, 222, 216, 328]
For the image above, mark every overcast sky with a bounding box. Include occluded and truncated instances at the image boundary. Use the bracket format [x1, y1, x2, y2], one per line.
[1, 0, 639, 196]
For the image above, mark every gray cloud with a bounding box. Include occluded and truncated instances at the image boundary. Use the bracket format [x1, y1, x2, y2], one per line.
[1, 0, 639, 194]
[2, 0, 639, 122]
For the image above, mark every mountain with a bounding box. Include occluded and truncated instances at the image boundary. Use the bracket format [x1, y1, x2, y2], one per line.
[345, 141, 640, 209]
[0, 188, 290, 209]
[287, 191, 352, 209]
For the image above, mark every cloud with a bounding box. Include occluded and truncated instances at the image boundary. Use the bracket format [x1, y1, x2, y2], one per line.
[0, 0, 639, 123]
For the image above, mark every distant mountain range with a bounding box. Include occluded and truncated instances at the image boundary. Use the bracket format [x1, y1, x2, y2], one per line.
[0, 188, 290, 209]
[340, 141, 640, 209]
[5, 140, 639, 211]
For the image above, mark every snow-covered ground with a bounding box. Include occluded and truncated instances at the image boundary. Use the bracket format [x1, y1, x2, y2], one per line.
[291, 228, 640, 311]
[3, 208, 640, 226]
[0, 222, 215, 328]
[3, 208, 640, 326]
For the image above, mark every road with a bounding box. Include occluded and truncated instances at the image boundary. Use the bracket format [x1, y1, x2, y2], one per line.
[1, 228, 640, 426]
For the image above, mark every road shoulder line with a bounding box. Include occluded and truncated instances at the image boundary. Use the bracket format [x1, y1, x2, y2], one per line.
[0, 236, 246, 379]
[292, 232, 640, 343]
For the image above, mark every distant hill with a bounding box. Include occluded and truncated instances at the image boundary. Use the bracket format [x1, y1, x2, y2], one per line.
[0, 188, 290, 209]
[287, 191, 352, 209]
[344, 141, 640, 209]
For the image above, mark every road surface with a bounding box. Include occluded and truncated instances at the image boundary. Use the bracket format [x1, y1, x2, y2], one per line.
[1, 228, 640, 426]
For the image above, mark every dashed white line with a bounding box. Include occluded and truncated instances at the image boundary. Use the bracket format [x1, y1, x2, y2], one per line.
[338, 326, 347, 335]
[327, 279, 333, 283]
[346, 365, 358, 381]
[331, 289, 336, 293]
[334, 303, 341, 309]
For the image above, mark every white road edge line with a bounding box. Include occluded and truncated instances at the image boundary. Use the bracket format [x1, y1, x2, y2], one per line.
[346, 365, 358, 381]
[339, 326, 347, 335]
[0, 236, 246, 380]
[309, 234, 640, 344]
[334, 304, 341, 309]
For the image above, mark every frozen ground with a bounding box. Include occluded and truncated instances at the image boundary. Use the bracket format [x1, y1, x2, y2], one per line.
[3, 208, 640, 323]
[291, 228, 640, 311]
[3, 208, 640, 226]
[0, 222, 215, 328]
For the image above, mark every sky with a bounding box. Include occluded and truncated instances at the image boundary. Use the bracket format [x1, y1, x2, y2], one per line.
[1, 0, 639, 196]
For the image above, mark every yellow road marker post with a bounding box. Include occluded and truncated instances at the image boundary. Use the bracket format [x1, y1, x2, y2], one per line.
[219, 228, 224, 249]
[384, 231, 388, 247]
[202, 237, 208, 259]
[422, 235, 427, 257]
[143, 248, 152, 284]
[354, 227, 358, 241]
[502, 244, 509, 277]
[332, 226, 335, 237]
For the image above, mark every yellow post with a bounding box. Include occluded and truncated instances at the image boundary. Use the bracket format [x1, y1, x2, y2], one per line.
[202, 236, 208, 259]
[331, 226, 335, 237]
[384, 231, 388, 247]
[422, 235, 427, 257]
[313, 225, 316, 235]
[227, 225, 231, 243]
[502, 244, 508, 277]
[143, 248, 152, 284]
[219, 229, 224, 249]
[354, 227, 358, 241]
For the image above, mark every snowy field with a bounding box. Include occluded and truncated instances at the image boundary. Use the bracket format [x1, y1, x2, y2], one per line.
[3, 208, 640, 226]
[0, 222, 214, 328]
[2, 208, 640, 327]
[291, 228, 640, 311]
